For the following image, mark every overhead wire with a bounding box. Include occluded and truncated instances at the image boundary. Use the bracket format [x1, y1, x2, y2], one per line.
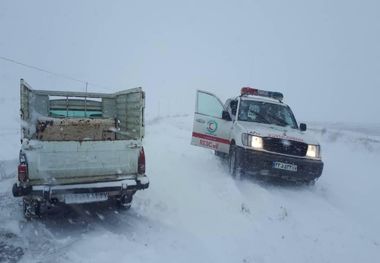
[0, 55, 111, 90]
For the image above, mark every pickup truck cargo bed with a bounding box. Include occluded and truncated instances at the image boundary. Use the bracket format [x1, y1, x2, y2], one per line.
[13, 79, 149, 218]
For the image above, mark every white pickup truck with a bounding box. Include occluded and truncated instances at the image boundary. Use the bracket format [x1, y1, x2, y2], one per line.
[191, 87, 324, 183]
[12, 79, 149, 218]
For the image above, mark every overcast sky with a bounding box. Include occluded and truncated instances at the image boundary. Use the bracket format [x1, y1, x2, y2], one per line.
[0, 0, 379, 123]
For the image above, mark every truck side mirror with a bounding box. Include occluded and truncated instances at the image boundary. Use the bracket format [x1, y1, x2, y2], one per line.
[300, 123, 307, 131]
[222, 110, 232, 121]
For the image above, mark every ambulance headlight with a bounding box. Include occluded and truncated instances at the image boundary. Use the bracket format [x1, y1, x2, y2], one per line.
[242, 134, 263, 149]
[306, 144, 321, 159]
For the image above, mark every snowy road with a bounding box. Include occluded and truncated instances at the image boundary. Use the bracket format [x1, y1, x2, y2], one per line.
[1, 114, 380, 263]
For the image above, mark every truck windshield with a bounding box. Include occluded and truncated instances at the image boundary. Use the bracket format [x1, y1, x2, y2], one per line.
[238, 100, 298, 129]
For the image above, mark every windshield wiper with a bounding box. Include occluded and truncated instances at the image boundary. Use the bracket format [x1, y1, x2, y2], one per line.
[265, 112, 297, 128]
[267, 114, 288, 126]
[249, 110, 291, 127]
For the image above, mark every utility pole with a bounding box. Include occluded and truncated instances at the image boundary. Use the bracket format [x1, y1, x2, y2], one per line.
[85, 82, 88, 117]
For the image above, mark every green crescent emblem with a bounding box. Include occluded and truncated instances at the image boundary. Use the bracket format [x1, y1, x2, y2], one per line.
[206, 120, 218, 134]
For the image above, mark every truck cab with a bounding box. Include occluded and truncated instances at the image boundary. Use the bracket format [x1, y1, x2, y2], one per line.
[191, 87, 323, 183]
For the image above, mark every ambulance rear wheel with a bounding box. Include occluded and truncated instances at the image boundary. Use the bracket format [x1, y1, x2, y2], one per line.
[214, 150, 227, 158]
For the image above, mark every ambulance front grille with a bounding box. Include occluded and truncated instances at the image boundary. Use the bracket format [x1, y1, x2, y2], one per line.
[262, 137, 308, 157]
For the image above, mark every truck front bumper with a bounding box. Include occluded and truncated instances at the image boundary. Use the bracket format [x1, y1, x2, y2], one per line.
[12, 175, 149, 202]
[236, 147, 323, 182]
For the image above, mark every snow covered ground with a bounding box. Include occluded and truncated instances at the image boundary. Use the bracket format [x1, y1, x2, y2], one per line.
[0, 97, 380, 263]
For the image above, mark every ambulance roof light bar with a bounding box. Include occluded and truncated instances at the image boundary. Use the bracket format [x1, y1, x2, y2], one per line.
[241, 87, 284, 101]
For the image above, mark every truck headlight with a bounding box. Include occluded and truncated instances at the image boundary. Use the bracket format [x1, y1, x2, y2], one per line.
[242, 134, 263, 149]
[306, 144, 321, 159]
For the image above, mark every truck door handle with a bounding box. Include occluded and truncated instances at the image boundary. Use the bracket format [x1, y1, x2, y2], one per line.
[196, 118, 206, 124]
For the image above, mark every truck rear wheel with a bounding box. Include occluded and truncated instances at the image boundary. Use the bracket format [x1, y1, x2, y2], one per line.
[116, 195, 133, 210]
[23, 198, 41, 220]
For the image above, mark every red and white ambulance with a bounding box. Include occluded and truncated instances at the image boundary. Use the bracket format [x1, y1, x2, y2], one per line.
[191, 87, 323, 183]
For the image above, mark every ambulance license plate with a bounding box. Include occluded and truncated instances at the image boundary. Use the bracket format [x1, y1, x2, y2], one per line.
[273, 162, 297, 172]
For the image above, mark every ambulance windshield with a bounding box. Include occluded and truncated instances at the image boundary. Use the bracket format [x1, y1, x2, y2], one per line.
[238, 99, 298, 129]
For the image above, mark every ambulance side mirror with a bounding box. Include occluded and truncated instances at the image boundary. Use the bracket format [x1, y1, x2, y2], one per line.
[300, 123, 307, 131]
[230, 100, 238, 115]
[222, 110, 232, 121]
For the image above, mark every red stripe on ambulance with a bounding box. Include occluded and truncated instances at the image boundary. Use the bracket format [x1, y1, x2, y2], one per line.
[192, 132, 230, 145]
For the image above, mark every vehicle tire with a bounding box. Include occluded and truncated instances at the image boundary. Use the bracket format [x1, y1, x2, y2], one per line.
[117, 195, 132, 210]
[23, 200, 31, 220]
[23, 198, 41, 219]
[306, 179, 317, 186]
[229, 145, 246, 180]
[214, 150, 226, 158]
[229, 145, 239, 179]
[118, 203, 132, 210]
